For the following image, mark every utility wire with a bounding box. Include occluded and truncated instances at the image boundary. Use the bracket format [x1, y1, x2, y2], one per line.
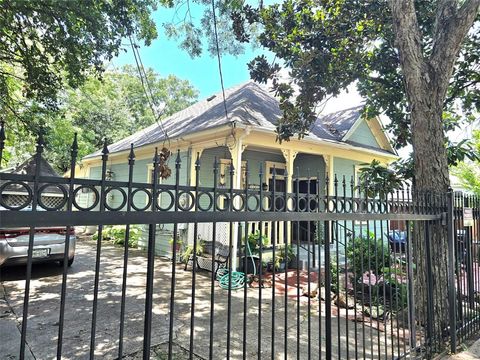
[211, 0, 228, 121]
[129, 36, 171, 149]
[211, 0, 236, 150]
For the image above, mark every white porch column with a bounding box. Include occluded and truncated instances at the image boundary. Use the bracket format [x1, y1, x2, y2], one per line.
[282, 149, 298, 244]
[187, 147, 204, 246]
[228, 137, 248, 270]
[325, 154, 335, 194]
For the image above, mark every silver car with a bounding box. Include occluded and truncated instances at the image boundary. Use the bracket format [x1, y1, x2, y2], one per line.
[0, 208, 75, 267]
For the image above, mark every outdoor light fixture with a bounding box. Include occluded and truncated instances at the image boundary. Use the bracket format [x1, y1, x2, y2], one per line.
[105, 169, 115, 181]
[219, 173, 226, 187]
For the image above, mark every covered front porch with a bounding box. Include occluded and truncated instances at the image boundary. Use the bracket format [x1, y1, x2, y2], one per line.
[185, 144, 329, 268]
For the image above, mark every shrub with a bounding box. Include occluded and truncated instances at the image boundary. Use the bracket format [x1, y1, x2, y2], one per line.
[92, 225, 141, 248]
[346, 232, 390, 280]
[381, 266, 408, 311]
[181, 240, 205, 264]
[245, 231, 269, 255]
[274, 244, 295, 270]
[330, 260, 339, 292]
[314, 222, 325, 244]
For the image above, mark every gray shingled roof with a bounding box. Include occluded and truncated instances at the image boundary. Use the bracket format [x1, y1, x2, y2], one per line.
[85, 81, 388, 159]
[0, 156, 64, 194]
[1, 155, 61, 178]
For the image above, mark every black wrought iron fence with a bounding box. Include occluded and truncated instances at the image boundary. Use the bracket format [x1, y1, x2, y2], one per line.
[451, 192, 480, 349]
[0, 131, 479, 359]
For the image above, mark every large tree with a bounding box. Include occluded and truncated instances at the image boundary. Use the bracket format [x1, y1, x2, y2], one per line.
[0, 0, 160, 147]
[226, 0, 480, 349]
[0, 0, 160, 108]
[2, 66, 198, 172]
[164, 2, 479, 337]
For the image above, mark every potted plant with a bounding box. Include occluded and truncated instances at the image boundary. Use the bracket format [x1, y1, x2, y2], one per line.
[169, 238, 183, 254]
[274, 244, 295, 272]
[181, 240, 205, 263]
[241, 231, 269, 274]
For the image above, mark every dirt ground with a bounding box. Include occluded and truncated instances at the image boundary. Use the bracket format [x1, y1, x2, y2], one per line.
[1, 239, 405, 359]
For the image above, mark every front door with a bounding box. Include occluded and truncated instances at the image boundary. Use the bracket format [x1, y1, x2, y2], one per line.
[268, 178, 286, 209]
[292, 179, 318, 243]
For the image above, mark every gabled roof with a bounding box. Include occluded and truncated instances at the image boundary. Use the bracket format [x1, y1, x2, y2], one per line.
[0, 155, 64, 194]
[310, 106, 364, 141]
[84, 81, 394, 159]
[2, 156, 60, 177]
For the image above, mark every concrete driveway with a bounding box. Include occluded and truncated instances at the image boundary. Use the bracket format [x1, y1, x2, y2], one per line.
[1, 239, 403, 359]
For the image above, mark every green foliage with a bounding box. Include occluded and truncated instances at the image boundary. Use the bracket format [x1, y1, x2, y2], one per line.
[274, 244, 295, 270]
[381, 266, 408, 311]
[231, 1, 479, 165]
[446, 138, 480, 167]
[357, 160, 403, 198]
[0, 0, 158, 117]
[162, 0, 248, 58]
[181, 240, 205, 264]
[92, 225, 141, 248]
[346, 233, 390, 280]
[453, 163, 480, 196]
[330, 260, 339, 293]
[314, 222, 325, 245]
[245, 231, 269, 255]
[169, 238, 184, 246]
[2, 66, 198, 172]
[57, 66, 198, 158]
[0, 2, 198, 173]
[452, 131, 480, 196]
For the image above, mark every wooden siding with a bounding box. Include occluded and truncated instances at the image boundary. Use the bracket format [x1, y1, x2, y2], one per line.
[348, 119, 381, 148]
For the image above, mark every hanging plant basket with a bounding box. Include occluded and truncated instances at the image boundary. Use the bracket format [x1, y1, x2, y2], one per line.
[158, 147, 172, 179]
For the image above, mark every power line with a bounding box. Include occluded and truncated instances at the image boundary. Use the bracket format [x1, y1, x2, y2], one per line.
[211, 0, 228, 122]
[129, 36, 171, 149]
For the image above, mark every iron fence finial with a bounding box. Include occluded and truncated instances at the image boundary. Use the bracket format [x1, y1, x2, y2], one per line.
[0, 120, 5, 169]
[36, 128, 45, 154]
[0, 120, 5, 144]
[71, 133, 78, 152]
[195, 152, 201, 167]
[101, 138, 109, 156]
[128, 144, 135, 164]
[175, 149, 181, 168]
[153, 147, 159, 164]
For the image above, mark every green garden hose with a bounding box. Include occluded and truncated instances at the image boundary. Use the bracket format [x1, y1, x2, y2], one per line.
[216, 234, 256, 290]
[218, 271, 245, 290]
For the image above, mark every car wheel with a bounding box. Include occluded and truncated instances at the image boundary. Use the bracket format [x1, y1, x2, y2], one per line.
[58, 257, 74, 267]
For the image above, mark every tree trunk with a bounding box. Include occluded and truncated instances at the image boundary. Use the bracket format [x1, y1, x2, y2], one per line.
[389, 0, 480, 350]
[410, 95, 450, 348]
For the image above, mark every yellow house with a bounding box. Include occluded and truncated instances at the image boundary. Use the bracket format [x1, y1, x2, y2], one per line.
[79, 81, 397, 260]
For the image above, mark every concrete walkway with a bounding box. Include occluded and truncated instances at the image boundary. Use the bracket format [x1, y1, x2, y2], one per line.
[443, 339, 480, 360]
[1, 239, 405, 359]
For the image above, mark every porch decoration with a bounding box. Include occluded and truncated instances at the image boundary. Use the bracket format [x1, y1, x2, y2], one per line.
[157, 147, 172, 179]
[241, 231, 269, 275]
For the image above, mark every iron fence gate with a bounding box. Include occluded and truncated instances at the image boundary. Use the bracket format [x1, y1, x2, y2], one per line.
[0, 132, 479, 359]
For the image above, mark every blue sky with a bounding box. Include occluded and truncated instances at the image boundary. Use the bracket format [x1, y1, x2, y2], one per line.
[111, 4, 266, 99]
